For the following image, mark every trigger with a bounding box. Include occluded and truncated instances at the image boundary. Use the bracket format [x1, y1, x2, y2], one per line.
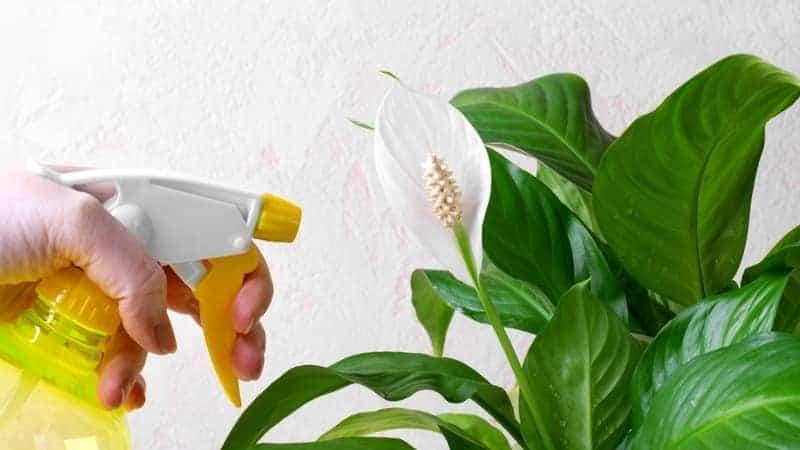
[193, 245, 260, 407]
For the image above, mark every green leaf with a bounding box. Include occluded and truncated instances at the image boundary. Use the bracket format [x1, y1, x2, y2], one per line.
[413, 263, 554, 346]
[411, 270, 455, 356]
[630, 272, 790, 427]
[594, 54, 800, 305]
[743, 224, 800, 282]
[347, 118, 374, 130]
[630, 333, 800, 449]
[440, 262, 555, 331]
[521, 281, 642, 450]
[222, 353, 522, 450]
[485, 149, 627, 322]
[743, 224, 800, 334]
[742, 226, 800, 283]
[319, 408, 508, 450]
[775, 273, 800, 334]
[600, 247, 675, 337]
[452, 73, 614, 190]
[253, 437, 414, 450]
[439, 413, 513, 450]
[618, 271, 675, 337]
[536, 163, 599, 235]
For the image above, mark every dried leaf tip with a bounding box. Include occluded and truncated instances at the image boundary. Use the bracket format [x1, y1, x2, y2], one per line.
[423, 153, 463, 228]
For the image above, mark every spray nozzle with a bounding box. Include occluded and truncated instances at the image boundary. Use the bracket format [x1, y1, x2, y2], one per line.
[255, 194, 302, 242]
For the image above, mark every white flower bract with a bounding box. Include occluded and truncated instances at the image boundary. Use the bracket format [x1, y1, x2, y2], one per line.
[373, 83, 490, 285]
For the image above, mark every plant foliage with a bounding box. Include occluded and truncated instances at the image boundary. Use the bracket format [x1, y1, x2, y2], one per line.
[224, 54, 800, 449]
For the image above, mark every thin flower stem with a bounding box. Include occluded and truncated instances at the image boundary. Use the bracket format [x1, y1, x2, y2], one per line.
[453, 222, 554, 450]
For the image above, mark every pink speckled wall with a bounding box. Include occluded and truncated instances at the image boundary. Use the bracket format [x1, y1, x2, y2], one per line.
[0, 1, 797, 449]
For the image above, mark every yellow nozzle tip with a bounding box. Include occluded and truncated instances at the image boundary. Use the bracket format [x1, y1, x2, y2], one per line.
[254, 194, 301, 243]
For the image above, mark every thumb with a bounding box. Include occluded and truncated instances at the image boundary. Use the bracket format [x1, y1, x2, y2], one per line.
[52, 191, 176, 355]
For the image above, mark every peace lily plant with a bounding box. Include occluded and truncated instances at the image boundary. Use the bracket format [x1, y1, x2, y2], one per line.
[373, 84, 544, 442]
[222, 54, 800, 450]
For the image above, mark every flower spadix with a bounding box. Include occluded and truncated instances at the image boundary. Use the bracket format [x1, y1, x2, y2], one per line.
[373, 84, 490, 284]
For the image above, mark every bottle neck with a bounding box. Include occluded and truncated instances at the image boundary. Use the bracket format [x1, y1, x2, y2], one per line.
[14, 296, 111, 371]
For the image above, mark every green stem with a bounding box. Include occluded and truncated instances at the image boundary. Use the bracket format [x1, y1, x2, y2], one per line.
[453, 223, 554, 450]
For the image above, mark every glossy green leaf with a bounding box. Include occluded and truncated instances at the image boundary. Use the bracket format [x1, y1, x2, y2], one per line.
[630, 333, 800, 449]
[411, 270, 455, 356]
[615, 433, 633, 450]
[630, 272, 789, 427]
[319, 408, 509, 450]
[412, 263, 554, 348]
[253, 438, 413, 450]
[594, 54, 800, 305]
[438, 413, 513, 450]
[774, 273, 800, 334]
[536, 163, 599, 235]
[618, 272, 675, 337]
[599, 247, 675, 337]
[521, 281, 641, 450]
[222, 353, 522, 450]
[743, 224, 800, 334]
[743, 225, 800, 282]
[485, 149, 627, 322]
[432, 263, 554, 331]
[452, 73, 614, 190]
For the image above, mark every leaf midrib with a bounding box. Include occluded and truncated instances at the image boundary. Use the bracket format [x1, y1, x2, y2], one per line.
[665, 393, 800, 448]
[688, 88, 751, 298]
[457, 99, 597, 176]
[679, 69, 798, 299]
[581, 303, 594, 449]
[335, 368, 486, 386]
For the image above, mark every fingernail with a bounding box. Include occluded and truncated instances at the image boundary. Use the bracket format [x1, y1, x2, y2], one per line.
[155, 323, 177, 354]
[120, 377, 134, 399]
[234, 312, 254, 334]
[125, 382, 146, 411]
[113, 388, 126, 409]
[234, 363, 261, 381]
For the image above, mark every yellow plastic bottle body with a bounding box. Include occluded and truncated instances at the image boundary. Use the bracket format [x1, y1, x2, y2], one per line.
[0, 281, 131, 450]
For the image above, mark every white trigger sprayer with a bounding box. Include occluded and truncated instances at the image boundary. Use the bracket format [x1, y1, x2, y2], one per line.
[27, 160, 302, 407]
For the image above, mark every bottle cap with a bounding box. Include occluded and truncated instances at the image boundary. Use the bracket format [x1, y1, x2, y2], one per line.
[254, 194, 302, 242]
[36, 267, 120, 336]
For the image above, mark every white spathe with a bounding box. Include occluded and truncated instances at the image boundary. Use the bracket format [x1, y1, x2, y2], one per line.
[373, 83, 491, 285]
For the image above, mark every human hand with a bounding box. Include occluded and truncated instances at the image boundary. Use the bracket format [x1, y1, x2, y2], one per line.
[0, 169, 271, 410]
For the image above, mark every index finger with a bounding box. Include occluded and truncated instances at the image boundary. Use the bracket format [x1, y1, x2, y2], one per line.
[231, 251, 273, 334]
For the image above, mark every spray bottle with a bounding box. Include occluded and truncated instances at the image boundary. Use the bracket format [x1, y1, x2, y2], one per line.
[0, 162, 301, 450]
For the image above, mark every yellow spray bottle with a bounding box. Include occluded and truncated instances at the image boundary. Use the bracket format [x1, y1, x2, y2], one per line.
[0, 161, 301, 449]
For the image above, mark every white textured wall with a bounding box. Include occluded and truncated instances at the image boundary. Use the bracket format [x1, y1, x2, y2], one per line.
[0, 1, 797, 449]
